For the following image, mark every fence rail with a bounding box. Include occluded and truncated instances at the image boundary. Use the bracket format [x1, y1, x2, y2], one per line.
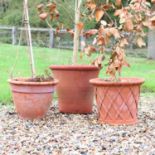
[0, 25, 149, 52]
[0, 25, 72, 49]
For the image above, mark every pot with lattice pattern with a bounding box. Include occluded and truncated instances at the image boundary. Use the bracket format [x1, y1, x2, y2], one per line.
[90, 78, 144, 125]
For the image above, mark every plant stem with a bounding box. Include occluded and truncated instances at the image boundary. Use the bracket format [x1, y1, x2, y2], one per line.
[72, 0, 82, 65]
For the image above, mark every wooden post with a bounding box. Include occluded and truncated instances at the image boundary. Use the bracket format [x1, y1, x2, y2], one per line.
[72, 0, 82, 64]
[12, 26, 17, 45]
[23, 0, 36, 78]
[148, 4, 155, 59]
[148, 29, 155, 59]
[80, 34, 85, 51]
[49, 29, 54, 48]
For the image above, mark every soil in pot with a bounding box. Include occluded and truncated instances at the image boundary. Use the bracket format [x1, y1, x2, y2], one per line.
[90, 78, 144, 125]
[50, 65, 100, 114]
[9, 77, 58, 120]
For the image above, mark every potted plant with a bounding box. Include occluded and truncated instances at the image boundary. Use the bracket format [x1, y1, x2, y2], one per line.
[88, 0, 155, 125]
[37, 1, 100, 114]
[9, 0, 58, 120]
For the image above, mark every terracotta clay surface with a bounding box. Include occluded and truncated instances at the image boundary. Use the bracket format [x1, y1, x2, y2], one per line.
[9, 78, 58, 120]
[90, 78, 144, 125]
[50, 65, 100, 114]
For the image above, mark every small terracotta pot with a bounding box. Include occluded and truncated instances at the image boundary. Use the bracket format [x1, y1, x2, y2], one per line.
[9, 78, 58, 120]
[50, 65, 100, 114]
[90, 78, 144, 125]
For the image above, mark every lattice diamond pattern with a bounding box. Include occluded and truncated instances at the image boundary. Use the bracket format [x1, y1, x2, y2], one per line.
[95, 85, 140, 124]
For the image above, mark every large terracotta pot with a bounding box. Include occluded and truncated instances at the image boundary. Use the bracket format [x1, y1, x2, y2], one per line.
[90, 78, 144, 125]
[50, 65, 100, 114]
[9, 78, 58, 120]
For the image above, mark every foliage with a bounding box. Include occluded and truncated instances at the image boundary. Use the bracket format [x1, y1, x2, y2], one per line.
[81, 0, 155, 80]
[0, 0, 96, 29]
[37, 0, 155, 81]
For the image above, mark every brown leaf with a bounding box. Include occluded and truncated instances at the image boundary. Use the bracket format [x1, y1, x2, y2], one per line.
[84, 45, 96, 56]
[83, 29, 98, 38]
[95, 9, 104, 22]
[67, 29, 74, 38]
[37, 4, 44, 11]
[150, 16, 155, 27]
[77, 22, 84, 32]
[116, 0, 122, 7]
[110, 28, 120, 39]
[106, 64, 116, 79]
[97, 36, 105, 46]
[152, 0, 155, 3]
[91, 55, 105, 68]
[136, 37, 146, 47]
[54, 10, 60, 20]
[47, 2, 57, 12]
[114, 9, 122, 16]
[120, 38, 128, 47]
[101, 4, 112, 11]
[124, 18, 134, 32]
[39, 13, 48, 20]
[86, 1, 96, 10]
[123, 60, 130, 67]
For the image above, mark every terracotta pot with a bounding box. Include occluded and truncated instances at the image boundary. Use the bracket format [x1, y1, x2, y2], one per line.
[90, 78, 144, 125]
[49, 65, 100, 114]
[9, 78, 58, 120]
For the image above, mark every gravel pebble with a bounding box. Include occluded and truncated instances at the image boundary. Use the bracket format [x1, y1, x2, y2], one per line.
[0, 94, 155, 155]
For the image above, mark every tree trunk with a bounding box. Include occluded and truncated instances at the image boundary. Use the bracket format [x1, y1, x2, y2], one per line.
[148, 29, 155, 59]
[148, 4, 155, 60]
[72, 0, 81, 65]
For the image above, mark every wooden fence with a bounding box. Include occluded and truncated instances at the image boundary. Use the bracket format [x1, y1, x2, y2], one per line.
[0, 25, 73, 49]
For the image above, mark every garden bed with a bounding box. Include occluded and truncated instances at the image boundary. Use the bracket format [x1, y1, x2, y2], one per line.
[0, 94, 155, 154]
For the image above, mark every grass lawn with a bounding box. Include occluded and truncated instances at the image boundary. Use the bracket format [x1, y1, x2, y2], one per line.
[0, 43, 155, 104]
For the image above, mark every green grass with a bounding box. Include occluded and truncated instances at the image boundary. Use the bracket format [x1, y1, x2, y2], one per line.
[0, 43, 155, 104]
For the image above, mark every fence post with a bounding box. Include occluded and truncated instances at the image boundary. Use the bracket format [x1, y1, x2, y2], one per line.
[12, 26, 17, 45]
[49, 29, 54, 48]
[80, 34, 86, 51]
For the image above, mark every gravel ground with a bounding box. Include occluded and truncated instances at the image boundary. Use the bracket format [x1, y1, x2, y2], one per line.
[0, 94, 155, 155]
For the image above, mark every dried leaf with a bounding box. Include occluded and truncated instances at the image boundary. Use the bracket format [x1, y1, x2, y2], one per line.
[152, 0, 155, 3]
[97, 36, 105, 46]
[83, 29, 98, 38]
[116, 0, 122, 7]
[102, 4, 112, 10]
[84, 45, 96, 56]
[47, 2, 57, 12]
[67, 29, 74, 38]
[114, 9, 122, 16]
[86, 1, 96, 10]
[95, 9, 104, 22]
[136, 37, 146, 47]
[110, 28, 120, 39]
[91, 55, 105, 68]
[39, 13, 48, 20]
[120, 38, 129, 47]
[124, 18, 134, 32]
[77, 22, 84, 32]
[150, 16, 155, 27]
[37, 4, 44, 11]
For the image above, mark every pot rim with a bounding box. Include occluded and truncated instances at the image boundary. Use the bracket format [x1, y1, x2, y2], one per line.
[8, 78, 59, 86]
[50, 65, 100, 71]
[90, 77, 144, 86]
